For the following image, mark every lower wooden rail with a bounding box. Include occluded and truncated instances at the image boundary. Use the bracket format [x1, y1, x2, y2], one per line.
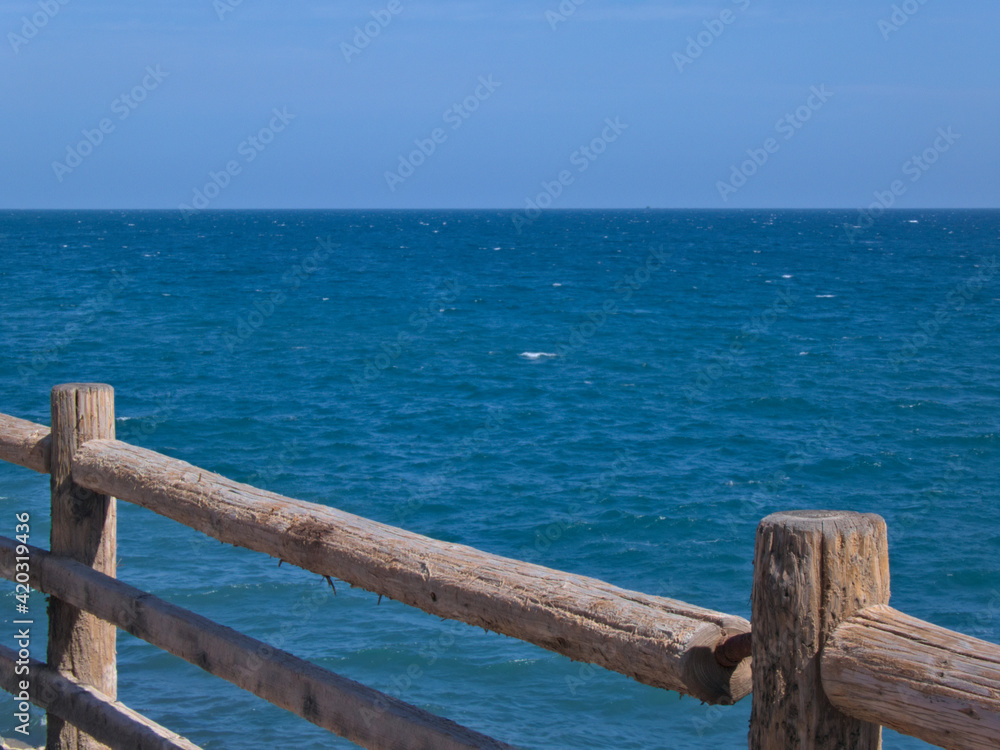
[0, 537, 515, 750]
[71, 438, 752, 705]
[822, 604, 1000, 750]
[0, 645, 201, 750]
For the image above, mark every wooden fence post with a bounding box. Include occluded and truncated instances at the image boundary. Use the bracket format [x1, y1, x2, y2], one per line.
[749, 511, 889, 749]
[48, 384, 117, 750]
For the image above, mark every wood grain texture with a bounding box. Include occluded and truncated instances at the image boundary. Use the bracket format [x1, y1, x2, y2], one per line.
[0, 413, 51, 473]
[49, 384, 117, 750]
[750, 510, 889, 749]
[823, 604, 1000, 750]
[0, 537, 516, 750]
[0, 644, 201, 750]
[71, 438, 752, 704]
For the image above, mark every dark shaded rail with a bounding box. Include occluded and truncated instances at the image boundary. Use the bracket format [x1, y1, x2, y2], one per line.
[0, 538, 516, 750]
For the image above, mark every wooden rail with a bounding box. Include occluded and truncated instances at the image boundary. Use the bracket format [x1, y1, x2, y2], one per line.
[0, 645, 201, 750]
[0, 538, 516, 750]
[1, 384, 999, 750]
[0, 412, 51, 474]
[823, 605, 1000, 749]
[70, 437, 751, 705]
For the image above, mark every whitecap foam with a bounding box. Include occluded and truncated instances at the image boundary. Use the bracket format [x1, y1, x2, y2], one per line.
[816, 294, 836, 298]
[519, 352, 557, 360]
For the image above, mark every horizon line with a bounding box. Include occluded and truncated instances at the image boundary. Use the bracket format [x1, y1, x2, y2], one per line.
[3, 207, 999, 212]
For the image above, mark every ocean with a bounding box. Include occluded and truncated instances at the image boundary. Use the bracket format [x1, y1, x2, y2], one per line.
[1, 209, 998, 748]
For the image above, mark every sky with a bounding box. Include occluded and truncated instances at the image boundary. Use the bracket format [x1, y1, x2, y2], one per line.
[2, 0, 998, 209]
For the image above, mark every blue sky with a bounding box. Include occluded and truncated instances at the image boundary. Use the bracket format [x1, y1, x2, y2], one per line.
[2, 0, 997, 209]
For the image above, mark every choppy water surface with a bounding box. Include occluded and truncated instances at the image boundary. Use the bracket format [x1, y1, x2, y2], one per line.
[1, 209, 998, 748]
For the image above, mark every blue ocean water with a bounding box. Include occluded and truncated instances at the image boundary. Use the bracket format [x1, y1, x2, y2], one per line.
[1, 209, 998, 749]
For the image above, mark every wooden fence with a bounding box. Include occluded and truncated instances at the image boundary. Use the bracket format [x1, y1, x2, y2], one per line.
[0, 384, 998, 749]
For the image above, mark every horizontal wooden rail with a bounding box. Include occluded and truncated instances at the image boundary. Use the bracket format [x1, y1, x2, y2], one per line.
[0, 414, 51, 474]
[822, 604, 1000, 750]
[0, 645, 201, 750]
[71, 439, 752, 704]
[0, 537, 515, 750]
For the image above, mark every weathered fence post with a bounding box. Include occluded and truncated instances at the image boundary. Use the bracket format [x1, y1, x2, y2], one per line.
[749, 510, 889, 749]
[49, 384, 117, 750]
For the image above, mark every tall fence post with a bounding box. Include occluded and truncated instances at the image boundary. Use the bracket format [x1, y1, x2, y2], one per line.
[48, 384, 117, 750]
[749, 510, 889, 749]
